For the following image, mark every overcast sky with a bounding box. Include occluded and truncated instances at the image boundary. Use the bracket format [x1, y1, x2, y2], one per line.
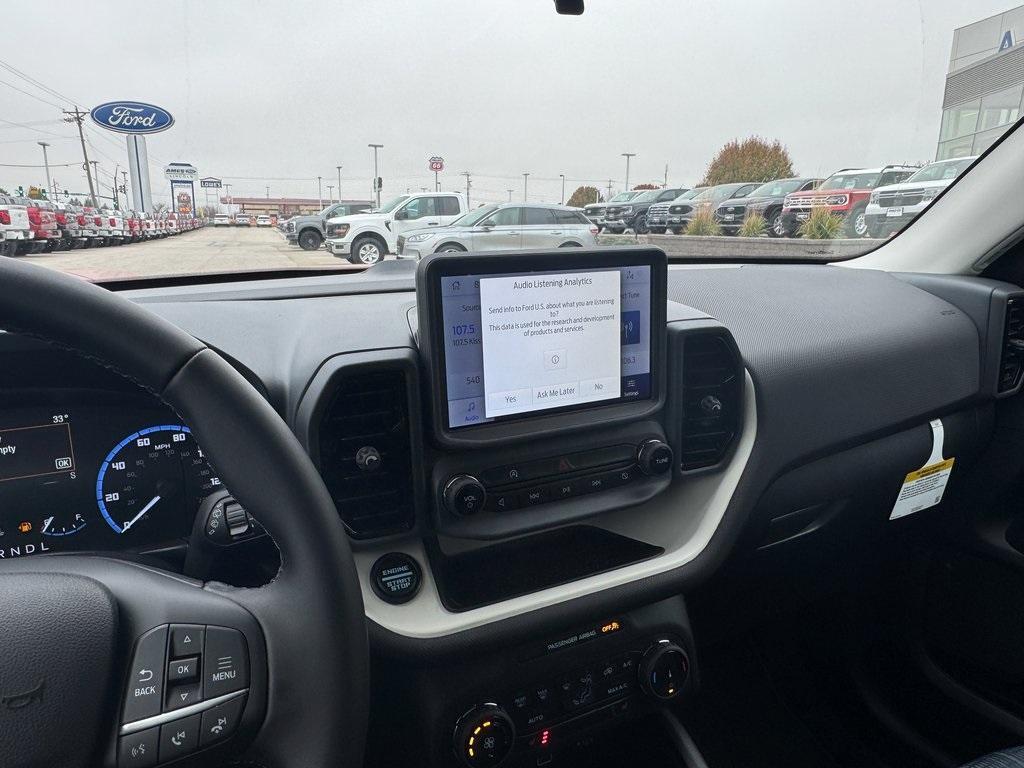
[2, 0, 1018, 205]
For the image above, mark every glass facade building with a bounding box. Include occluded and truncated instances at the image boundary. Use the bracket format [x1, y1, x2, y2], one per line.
[939, 6, 1024, 160]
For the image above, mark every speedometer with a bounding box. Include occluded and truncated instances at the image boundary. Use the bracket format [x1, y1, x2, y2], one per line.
[96, 425, 221, 536]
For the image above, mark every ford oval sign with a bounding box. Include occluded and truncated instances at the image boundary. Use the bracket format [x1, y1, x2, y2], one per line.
[89, 101, 174, 135]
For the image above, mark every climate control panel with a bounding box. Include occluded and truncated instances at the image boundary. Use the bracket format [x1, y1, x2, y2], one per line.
[451, 635, 690, 768]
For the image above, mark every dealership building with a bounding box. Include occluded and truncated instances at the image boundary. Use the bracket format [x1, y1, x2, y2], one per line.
[220, 196, 373, 217]
[939, 5, 1024, 159]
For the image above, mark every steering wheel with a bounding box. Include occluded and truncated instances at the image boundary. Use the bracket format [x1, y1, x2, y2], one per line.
[0, 258, 368, 768]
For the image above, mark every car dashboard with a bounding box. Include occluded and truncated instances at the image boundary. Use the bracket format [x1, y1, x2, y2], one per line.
[1, 251, 1020, 768]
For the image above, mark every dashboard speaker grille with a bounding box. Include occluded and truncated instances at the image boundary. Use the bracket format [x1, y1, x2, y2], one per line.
[317, 368, 415, 538]
[999, 297, 1024, 394]
[680, 332, 743, 471]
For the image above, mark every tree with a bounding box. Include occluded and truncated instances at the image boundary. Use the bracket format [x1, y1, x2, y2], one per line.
[566, 185, 603, 207]
[699, 136, 795, 186]
[632, 183, 658, 190]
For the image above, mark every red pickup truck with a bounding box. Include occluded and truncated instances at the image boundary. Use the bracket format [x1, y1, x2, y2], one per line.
[16, 197, 60, 254]
[780, 165, 919, 238]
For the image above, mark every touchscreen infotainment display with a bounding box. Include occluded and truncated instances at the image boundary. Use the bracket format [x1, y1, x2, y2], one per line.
[441, 265, 652, 428]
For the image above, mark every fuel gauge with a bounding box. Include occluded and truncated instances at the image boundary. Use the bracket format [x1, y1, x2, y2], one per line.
[39, 511, 87, 537]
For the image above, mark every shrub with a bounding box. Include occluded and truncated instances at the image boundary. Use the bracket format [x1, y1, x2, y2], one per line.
[738, 213, 767, 238]
[684, 206, 721, 236]
[797, 207, 844, 239]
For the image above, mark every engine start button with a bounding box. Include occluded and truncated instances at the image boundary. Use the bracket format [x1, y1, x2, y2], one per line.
[370, 553, 422, 604]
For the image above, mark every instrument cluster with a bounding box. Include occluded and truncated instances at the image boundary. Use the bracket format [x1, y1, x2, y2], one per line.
[0, 397, 223, 559]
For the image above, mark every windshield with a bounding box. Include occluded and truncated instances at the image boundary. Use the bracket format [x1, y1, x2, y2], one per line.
[906, 157, 976, 183]
[819, 173, 881, 191]
[749, 179, 805, 197]
[450, 204, 500, 227]
[1, 2, 1017, 280]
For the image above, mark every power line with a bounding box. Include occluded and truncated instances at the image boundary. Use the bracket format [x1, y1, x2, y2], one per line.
[0, 78, 65, 109]
[0, 58, 76, 105]
[0, 161, 81, 168]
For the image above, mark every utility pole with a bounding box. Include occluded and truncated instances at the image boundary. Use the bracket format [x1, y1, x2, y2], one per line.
[111, 167, 119, 210]
[607, 179, 613, 200]
[121, 170, 129, 208]
[37, 142, 52, 201]
[461, 171, 471, 208]
[523, 172, 530, 201]
[266, 186, 270, 199]
[317, 176, 323, 209]
[89, 161, 100, 206]
[507, 189, 514, 202]
[224, 183, 232, 213]
[63, 107, 98, 207]
[621, 153, 636, 193]
[368, 144, 383, 207]
[663, 164, 668, 188]
[559, 174, 565, 205]
[336, 165, 342, 203]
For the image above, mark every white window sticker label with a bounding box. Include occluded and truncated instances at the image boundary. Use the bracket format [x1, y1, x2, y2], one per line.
[890, 419, 955, 521]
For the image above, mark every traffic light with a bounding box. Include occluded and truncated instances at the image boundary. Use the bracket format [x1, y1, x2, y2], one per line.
[375, 177, 383, 191]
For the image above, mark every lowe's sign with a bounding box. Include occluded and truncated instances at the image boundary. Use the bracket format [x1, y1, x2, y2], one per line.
[90, 101, 174, 134]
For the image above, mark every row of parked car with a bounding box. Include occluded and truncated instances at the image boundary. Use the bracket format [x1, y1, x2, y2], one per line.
[0, 196, 204, 257]
[584, 155, 978, 238]
[278, 194, 601, 264]
[213, 213, 276, 227]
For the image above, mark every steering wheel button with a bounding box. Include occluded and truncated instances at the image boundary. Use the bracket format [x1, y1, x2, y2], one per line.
[200, 694, 246, 746]
[158, 713, 200, 762]
[169, 624, 204, 659]
[167, 656, 199, 683]
[118, 726, 158, 768]
[203, 626, 250, 698]
[165, 682, 202, 711]
[123, 626, 167, 723]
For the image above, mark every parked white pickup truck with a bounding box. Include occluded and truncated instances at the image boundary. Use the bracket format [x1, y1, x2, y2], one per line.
[324, 192, 466, 264]
[0, 194, 31, 257]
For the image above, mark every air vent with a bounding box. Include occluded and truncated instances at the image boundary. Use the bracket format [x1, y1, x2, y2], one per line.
[680, 332, 743, 471]
[999, 297, 1024, 394]
[317, 368, 415, 538]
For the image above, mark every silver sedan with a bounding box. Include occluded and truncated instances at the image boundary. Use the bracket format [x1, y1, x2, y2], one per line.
[396, 202, 598, 259]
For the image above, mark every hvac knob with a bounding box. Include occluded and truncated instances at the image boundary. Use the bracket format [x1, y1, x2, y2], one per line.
[443, 475, 487, 516]
[453, 704, 515, 768]
[637, 439, 674, 476]
[639, 640, 689, 700]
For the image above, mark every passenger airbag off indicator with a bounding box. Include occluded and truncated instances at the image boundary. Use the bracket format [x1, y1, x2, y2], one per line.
[370, 552, 422, 604]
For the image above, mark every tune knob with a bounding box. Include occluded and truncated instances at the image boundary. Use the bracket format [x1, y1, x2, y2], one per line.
[443, 475, 487, 516]
[699, 394, 723, 415]
[637, 439, 674, 476]
[453, 704, 515, 768]
[639, 640, 689, 700]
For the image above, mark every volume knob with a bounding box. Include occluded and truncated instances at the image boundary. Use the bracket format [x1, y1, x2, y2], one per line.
[443, 475, 487, 516]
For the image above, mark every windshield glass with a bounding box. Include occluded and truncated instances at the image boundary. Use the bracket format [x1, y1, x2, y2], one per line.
[450, 204, 500, 227]
[749, 179, 805, 197]
[819, 173, 881, 191]
[906, 157, 976, 183]
[1, 1, 1017, 280]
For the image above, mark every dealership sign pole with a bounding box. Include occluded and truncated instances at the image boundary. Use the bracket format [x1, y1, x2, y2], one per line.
[89, 101, 174, 214]
[430, 156, 444, 192]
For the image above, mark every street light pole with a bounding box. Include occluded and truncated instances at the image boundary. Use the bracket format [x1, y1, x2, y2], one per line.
[317, 176, 323, 209]
[224, 183, 232, 213]
[89, 161, 100, 206]
[368, 144, 383, 207]
[121, 170, 129, 209]
[523, 172, 530, 201]
[507, 189, 514, 201]
[336, 165, 342, 203]
[559, 174, 565, 205]
[461, 171, 471, 209]
[37, 142, 52, 200]
[327, 184, 334, 203]
[621, 153, 636, 193]
[266, 186, 270, 199]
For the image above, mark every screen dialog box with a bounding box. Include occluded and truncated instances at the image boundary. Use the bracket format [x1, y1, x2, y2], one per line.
[479, 271, 622, 418]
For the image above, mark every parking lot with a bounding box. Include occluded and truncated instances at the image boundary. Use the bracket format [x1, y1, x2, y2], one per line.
[19, 226, 365, 282]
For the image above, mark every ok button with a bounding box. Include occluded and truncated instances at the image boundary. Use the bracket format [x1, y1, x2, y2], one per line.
[168, 657, 199, 683]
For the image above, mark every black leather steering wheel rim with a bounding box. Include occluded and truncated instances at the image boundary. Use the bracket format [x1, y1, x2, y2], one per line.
[0, 258, 368, 767]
